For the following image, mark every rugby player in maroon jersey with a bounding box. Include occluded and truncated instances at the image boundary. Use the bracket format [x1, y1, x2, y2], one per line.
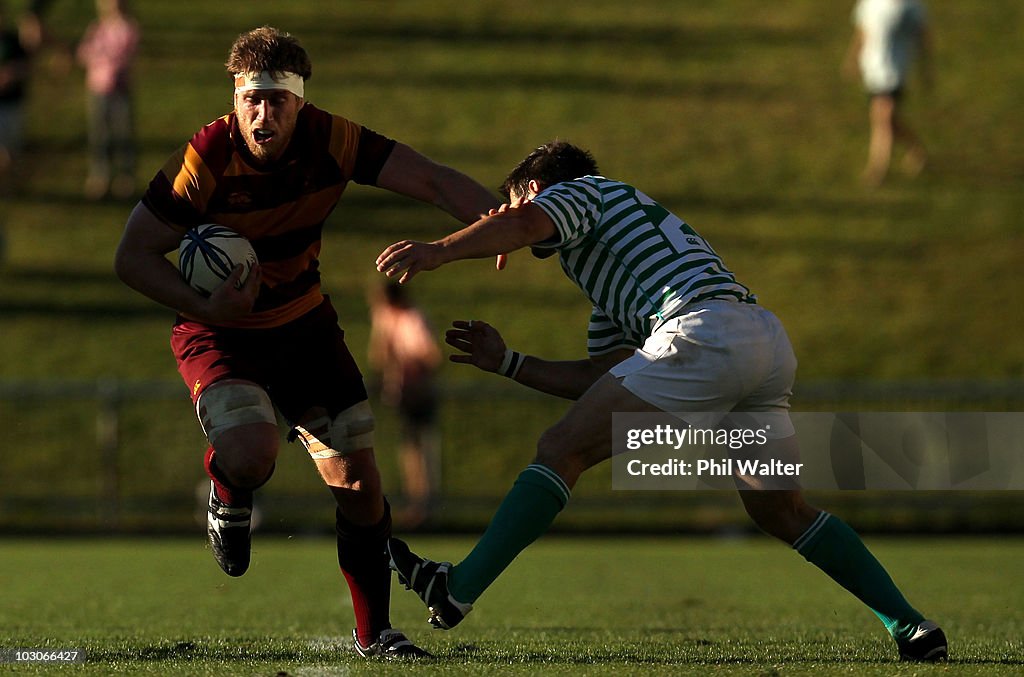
[114, 26, 497, 660]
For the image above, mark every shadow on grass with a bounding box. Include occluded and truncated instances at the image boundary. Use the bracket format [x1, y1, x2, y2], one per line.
[145, 18, 815, 59]
[34, 633, 1024, 668]
[0, 266, 122, 286]
[0, 300, 172, 319]
[0, 263, 173, 319]
[86, 640, 329, 663]
[444, 639, 1023, 667]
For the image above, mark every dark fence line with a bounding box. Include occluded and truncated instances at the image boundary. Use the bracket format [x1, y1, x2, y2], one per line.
[2, 379, 1023, 535]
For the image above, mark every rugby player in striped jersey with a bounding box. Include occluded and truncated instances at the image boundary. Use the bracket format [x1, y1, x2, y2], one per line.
[114, 27, 498, 660]
[376, 141, 947, 662]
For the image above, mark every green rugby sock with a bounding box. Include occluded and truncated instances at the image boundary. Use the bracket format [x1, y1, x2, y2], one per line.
[448, 464, 570, 604]
[794, 512, 924, 640]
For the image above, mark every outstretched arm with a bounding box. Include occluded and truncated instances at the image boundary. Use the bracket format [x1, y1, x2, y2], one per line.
[445, 320, 633, 401]
[376, 202, 556, 284]
[375, 142, 498, 225]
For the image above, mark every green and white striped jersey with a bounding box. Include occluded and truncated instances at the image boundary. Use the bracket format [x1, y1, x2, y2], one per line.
[530, 176, 754, 357]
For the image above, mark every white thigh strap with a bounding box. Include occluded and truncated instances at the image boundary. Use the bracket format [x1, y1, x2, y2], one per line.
[291, 400, 375, 459]
[197, 382, 276, 444]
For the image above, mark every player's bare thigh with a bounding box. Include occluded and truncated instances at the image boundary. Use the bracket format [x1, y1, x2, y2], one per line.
[293, 404, 385, 525]
[535, 372, 661, 489]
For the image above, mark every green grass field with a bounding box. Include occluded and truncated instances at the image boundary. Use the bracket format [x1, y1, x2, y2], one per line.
[1, 536, 1021, 675]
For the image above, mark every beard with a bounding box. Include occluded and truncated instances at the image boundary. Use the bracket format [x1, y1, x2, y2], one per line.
[237, 114, 295, 166]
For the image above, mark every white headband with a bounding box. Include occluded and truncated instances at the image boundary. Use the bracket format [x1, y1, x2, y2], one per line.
[233, 71, 304, 98]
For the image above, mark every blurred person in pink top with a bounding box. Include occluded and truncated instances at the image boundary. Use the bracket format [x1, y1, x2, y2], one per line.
[368, 281, 442, 528]
[77, 0, 138, 200]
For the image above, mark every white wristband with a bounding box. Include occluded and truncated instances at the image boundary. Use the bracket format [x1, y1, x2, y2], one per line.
[498, 349, 525, 379]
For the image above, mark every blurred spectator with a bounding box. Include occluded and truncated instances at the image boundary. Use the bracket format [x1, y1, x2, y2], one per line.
[0, 1, 31, 264]
[77, 0, 138, 200]
[18, 0, 72, 75]
[17, 0, 55, 53]
[368, 281, 442, 528]
[844, 0, 932, 186]
[0, 1, 29, 179]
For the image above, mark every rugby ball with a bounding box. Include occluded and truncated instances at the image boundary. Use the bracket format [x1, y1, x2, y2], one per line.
[179, 224, 258, 296]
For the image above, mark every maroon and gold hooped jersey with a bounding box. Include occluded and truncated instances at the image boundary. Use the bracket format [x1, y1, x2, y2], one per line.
[143, 103, 395, 329]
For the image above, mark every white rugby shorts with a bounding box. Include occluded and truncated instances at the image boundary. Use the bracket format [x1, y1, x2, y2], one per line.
[609, 299, 797, 436]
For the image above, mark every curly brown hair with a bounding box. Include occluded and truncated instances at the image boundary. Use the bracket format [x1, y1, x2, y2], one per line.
[224, 26, 312, 80]
[500, 141, 599, 200]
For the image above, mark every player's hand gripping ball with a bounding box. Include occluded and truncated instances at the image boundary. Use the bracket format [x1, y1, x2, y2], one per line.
[179, 224, 258, 296]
